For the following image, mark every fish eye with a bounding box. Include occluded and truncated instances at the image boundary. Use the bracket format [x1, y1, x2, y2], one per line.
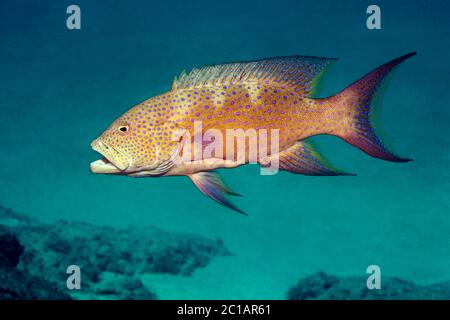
[119, 126, 129, 133]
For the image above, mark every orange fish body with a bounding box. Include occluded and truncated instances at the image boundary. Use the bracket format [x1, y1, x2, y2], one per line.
[91, 53, 415, 214]
[169, 84, 330, 152]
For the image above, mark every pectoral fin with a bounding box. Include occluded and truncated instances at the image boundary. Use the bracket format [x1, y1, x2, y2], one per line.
[269, 141, 354, 176]
[188, 171, 246, 215]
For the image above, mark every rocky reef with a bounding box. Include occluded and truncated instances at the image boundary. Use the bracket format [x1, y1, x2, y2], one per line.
[0, 205, 229, 300]
[3, 203, 449, 300]
[0, 225, 71, 299]
[287, 272, 450, 300]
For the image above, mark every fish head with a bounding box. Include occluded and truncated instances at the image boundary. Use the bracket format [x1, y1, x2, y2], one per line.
[90, 109, 184, 176]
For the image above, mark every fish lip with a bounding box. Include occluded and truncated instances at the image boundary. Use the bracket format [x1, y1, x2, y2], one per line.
[90, 139, 131, 172]
[90, 158, 122, 174]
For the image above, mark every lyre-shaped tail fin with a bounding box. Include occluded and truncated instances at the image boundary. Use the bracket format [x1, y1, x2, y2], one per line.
[328, 52, 416, 162]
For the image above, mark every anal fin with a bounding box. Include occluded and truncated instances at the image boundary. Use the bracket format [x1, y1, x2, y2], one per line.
[188, 171, 246, 215]
[267, 141, 354, 176]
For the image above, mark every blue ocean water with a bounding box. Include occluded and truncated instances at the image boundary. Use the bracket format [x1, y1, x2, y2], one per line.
[0, 0, 449, 299]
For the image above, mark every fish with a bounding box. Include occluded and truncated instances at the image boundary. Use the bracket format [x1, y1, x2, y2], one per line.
[90, 52, 415, 214]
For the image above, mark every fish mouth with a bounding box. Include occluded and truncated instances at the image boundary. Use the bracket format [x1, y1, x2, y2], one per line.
[90, 157, 123, 174]
[90, 139, 130, 174]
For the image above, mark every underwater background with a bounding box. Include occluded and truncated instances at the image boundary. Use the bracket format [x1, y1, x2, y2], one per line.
[1, 0, 449, 299]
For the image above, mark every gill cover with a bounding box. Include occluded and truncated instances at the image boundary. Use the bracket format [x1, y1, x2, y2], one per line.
[128, 121, 188, 176]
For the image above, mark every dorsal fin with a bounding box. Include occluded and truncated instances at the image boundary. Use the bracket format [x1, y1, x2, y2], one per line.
[172, 56, 338, 96]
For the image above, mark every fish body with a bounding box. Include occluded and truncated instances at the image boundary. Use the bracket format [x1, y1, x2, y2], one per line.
[91, 53, 415, 214]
